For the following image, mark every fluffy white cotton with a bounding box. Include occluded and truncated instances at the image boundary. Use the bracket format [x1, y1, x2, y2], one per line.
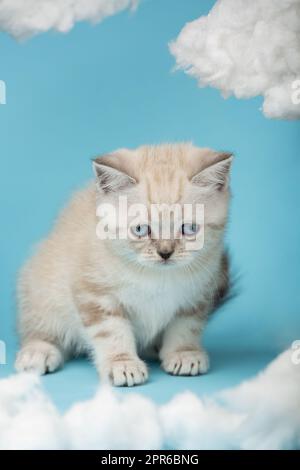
[0, 374, 68, 450]
[161, 349, 300, 450]
[0, 0, 138, 39]
[160, 392, 243, 450]
[223, 349, 300, 450]
[64, 387, 161, 450]
[0, 348, 299, 449]
[170, 0, 300, 119]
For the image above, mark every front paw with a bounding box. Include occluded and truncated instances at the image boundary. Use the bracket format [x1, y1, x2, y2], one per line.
[15, 340, 63, 375]
[105, 356, 148, 387]
[161, 349, 209, 376]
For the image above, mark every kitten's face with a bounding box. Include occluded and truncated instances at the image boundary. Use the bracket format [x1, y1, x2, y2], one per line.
[93, 144, 232, 270]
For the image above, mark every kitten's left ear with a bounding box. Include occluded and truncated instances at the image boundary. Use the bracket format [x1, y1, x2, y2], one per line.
[191, 152, 233, 191]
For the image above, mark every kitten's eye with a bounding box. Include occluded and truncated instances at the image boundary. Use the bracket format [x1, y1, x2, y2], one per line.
[131, 224, 151, 238]
[182, 223, 200, 236]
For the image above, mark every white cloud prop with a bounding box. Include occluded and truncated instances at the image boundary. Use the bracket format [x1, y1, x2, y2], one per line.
[0, 0, 138, 39]
[0, 374, 67, 450]
[163, 349, 300, 450]
[0, 348, 299, 450]
[65, 388, 161, 450]
[170, 0, 300, 119]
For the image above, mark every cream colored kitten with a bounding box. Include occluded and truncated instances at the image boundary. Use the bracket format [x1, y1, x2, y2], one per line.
[15, 143, 232, 386]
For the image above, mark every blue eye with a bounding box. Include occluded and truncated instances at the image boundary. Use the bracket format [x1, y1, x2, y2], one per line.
[182, 223, 200, 236]
[131, 224, 151, 238]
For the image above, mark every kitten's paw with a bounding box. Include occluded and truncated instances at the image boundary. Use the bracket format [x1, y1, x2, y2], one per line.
[162, 349, 209, 376]
[106, 357, 148, 387]
[15, 340, 63, 375]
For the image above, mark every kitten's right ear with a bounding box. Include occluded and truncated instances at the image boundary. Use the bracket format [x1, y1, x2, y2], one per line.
[191, 152, 233, 191]
[92, 156, 136, 193]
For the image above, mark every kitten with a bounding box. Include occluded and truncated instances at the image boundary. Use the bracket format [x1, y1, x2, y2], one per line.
[15, 143, 233, 386]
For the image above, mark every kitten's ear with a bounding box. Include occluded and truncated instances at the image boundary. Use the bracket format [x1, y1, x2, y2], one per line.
[191, 152, 233, 191]
[92, 156, 136, 193]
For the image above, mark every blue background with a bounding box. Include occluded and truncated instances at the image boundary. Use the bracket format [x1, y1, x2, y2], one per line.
[0, 0, 299, 412]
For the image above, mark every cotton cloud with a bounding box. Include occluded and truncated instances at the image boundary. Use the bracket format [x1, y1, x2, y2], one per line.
[223, 349, 300, 449]
[0, 374, 67, 450]
[64, 388, 161, 450]
[163, 349, 300, 450]
[0, 348, 299, 449]
[160, 392, 243, 450]
[0, 375, 161, 450]
[0, 0, 138, 39]
[170, 0, 300, 119]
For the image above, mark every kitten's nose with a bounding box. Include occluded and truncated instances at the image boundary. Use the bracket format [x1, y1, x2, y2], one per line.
[158, 250, 173, 260]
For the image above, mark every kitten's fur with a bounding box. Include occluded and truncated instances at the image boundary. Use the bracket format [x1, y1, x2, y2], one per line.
[15, 143, 232, 386]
